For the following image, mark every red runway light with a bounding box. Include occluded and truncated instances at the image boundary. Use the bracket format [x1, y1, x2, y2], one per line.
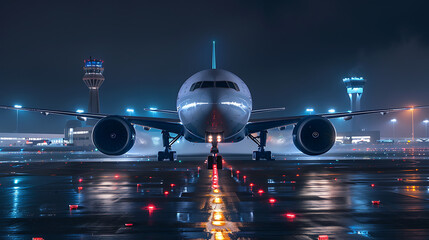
[125, 223, 133, 227]
[78, 187, 83, 191]
[249, 183, 254, 187]
[69, 205, 78, 210]
[78, 178, 83, 183]
[137, 184, 142, 187]
[236, 170, 240, 174]
[296, 174, 300, 177]
[318, 235, 329, 240]
[291, 181, 296, 184]
[170, 184, 175, 187]
[164, 191, 169, 195]
[371, 184, 375, 187]
[148, 205, 155, 210]
[286, 213, 296, 219]
[258, 189, 264, 194]
[269, 198, 276, 203]
[372, 200, 381, 205]
[114, 175, 119, 179]
[32, 238, 45, 240]
[243, 176, 246, 179]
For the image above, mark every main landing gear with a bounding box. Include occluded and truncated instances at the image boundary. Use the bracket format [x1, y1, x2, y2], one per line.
[249, 130, 274, 161]
[158, 130, 180, 161]
[207, 141, 223, 170]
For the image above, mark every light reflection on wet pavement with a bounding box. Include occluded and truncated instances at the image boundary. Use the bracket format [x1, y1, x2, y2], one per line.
[1, 155, 429, 239]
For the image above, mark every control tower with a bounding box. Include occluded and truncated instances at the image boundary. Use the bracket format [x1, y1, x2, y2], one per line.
[83, 57, 104, 113]
[343, 77, 366, 131]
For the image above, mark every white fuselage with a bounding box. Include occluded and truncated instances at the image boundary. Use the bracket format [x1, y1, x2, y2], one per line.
[177, 69, 252, 143]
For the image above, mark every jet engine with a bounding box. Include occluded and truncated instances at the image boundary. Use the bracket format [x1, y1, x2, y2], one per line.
[292, 116, 336, 155]
[92, 116, 136, 155]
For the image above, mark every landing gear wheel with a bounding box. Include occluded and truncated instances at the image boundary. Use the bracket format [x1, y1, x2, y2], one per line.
[252, 151, 273, 160]
[207, 156, 214, 169]
[252, 151, 260, 161]
[265, 151, 274, 161]
[216, 156, 223, 169]
[158, 151, 177, 161]
[169, 151, 177, 161]
[158, 151, 165, 161]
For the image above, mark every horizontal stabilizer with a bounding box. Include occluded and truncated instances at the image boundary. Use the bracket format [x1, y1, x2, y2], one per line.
[251, 107, 286, 114]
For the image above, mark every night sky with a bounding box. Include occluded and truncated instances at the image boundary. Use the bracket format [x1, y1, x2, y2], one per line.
[1, 0, 429, 138]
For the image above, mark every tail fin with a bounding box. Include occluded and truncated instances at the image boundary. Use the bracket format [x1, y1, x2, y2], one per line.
[212, 41, 216, 69]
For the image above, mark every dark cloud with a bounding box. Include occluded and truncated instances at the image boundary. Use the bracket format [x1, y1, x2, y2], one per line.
[0, 0, 428, 137]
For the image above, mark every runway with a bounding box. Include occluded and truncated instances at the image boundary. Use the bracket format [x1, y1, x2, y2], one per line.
[1, 154, 429, 239]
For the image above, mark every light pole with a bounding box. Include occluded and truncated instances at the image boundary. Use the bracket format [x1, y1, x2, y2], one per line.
[14, 105, 22, 132]
[411, 108, 415, 141]
[306, 108, 314, 115]
[423, 120, 429, 138]
[390, 118, 397, 139]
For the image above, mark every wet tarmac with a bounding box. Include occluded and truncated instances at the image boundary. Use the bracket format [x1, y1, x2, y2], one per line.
[1, 154, 429, 239]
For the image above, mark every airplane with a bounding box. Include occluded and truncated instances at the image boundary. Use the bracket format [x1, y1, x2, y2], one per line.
[0, 41, 426, 169]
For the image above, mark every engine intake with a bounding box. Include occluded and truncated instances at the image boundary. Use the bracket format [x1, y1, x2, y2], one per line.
[92, 116, 136, 155]
[293, 116, 336, 155]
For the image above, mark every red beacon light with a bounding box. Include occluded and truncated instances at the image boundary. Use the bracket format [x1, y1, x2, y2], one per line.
[148, 204, 155, 210]
[69, 205, 79, 210]
[286, 213, 296, 219]
[249, 183, 254, 187]
[258, 189, 264, 194]
[170, 184, 175, 187]
[269, 198, 276, 203]
[371, 184, 375, 187]
[164, 191, 169, 195]
[236, 170, 240, 174]
[318, 235, 329, 240]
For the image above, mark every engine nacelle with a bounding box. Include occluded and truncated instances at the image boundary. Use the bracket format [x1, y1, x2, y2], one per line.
[92, 116, 136, 155]
[292, 116, 336, 155]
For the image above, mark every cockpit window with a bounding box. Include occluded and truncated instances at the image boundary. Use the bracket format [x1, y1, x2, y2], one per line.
[216, 81, 229, 88]
[190, 81, 240, 91]
[201, 81, 215, 88]
[232, 82, 240, 91]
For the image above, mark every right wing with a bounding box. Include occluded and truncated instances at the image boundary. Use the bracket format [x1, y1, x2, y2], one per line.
[246, 105, 428, 134]
[0, 105, 184, 134]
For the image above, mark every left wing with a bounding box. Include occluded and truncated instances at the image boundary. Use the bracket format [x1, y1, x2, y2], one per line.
[0, 105, 184, 134]
[246, 105, 428, 134]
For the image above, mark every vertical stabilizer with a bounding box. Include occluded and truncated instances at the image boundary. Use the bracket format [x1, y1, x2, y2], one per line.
[212, 41, 216, 69]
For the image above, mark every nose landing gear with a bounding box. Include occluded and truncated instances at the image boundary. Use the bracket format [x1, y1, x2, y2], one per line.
[207, 142, 223, 169]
